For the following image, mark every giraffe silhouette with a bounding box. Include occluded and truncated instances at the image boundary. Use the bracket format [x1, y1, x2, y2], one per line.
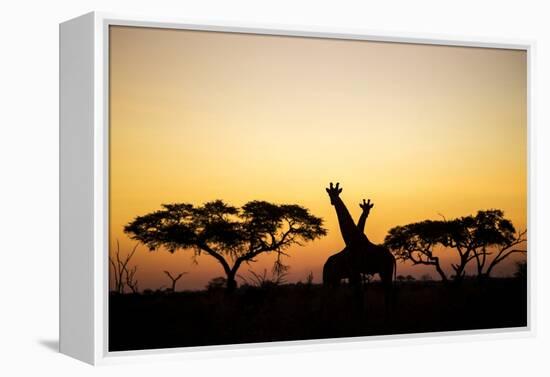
[323, 182, 396, 306]
[323, 198, 374, 286]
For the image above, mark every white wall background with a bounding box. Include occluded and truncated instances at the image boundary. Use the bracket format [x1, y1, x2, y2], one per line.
[0, 0, 548, 375]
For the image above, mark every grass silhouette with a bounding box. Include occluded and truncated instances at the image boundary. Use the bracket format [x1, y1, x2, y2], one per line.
[109, 277, 526, 351]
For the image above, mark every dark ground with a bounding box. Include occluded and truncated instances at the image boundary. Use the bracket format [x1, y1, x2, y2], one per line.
[109, 278, 527, 351]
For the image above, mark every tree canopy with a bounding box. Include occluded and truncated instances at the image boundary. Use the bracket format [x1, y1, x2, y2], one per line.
[384, 209, 526, 281]
[124, 200, 327, 290]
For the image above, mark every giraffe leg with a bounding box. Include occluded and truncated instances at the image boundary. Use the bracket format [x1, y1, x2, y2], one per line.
[348, 270, 365, 323]
[380, 268, 395, 321]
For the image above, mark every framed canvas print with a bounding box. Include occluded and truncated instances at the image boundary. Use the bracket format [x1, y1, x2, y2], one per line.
[60, 12, 533, 365]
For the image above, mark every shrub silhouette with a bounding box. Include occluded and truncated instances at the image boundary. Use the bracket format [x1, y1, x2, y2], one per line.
[238, 268, 288, 289]
[514, 260, 527, 281]
[206, 277, 227, 291]
[163, 271, 187, 293]
[109, 240, 140, 294]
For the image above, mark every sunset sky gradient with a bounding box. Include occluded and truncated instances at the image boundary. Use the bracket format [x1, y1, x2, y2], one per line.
[109, 26, 526, 291]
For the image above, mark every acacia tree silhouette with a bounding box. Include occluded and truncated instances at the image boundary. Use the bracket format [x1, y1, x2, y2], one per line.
[124, 200, 326, 291]
[384, 209, 526, 281]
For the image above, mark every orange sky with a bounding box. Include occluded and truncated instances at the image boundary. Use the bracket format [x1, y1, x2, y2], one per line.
[109, 26, 527, 291]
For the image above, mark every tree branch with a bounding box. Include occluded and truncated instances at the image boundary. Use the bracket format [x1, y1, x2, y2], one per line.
[198, 243, 232, 276]
[484, 230, 527, 277]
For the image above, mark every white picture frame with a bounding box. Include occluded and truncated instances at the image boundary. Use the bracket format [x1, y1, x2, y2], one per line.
[60, 11, 535, 365]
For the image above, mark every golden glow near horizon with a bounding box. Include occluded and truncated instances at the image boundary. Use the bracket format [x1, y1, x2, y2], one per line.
[109, 26, 527, 291]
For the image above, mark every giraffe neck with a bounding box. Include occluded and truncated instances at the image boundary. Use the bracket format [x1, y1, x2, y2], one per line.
[356, 211, 372, 244]
[357, 211, 368, 234]
[332, 196, 363, 247]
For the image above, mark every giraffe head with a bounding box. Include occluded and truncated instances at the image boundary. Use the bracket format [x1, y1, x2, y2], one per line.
[326, 182, 343, 205]
[359, 199, 374, 216]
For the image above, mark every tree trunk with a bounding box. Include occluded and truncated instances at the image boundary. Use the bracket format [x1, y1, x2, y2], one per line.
[453, 271, 465, 282]
[477, 272, 489, 282]
[225, 259, 246, 293]
[435, 263, 448, 282]
[485, 264, 496, 278]
[226, 271, 237, 292]
[453, 256, 467, 282]
[433, 257, 448, 282]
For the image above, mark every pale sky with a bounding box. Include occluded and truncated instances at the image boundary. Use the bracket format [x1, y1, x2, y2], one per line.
[109, 26, 527, 291]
